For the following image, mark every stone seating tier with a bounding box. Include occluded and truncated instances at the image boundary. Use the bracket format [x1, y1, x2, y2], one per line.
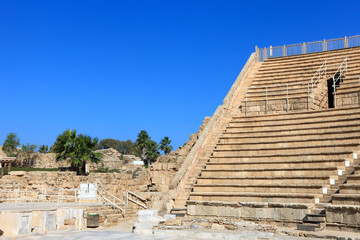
[242, 47, 360, 114]
[169, 46, 360, 230]
[188, 106, 360, 209]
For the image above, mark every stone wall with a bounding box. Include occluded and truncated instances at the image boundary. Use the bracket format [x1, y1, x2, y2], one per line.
[325, 205, 360, 232]
[149, 162, 178, 192]
[186, 200, 311, 228]
[0, 170, 150, 201]
[19, 148, 142, 171]
[169, 117, 211, 165]
[336, 92, 360, 107]
[245, 97, 310, 116]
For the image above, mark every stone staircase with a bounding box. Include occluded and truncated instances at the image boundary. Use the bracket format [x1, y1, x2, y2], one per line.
[243, 47, 360, 115]
[189, 106, 360, 207]
[85, 204, 138, 227]
[170, 53, 262, 216]
[171, 129, 228, 217]
[170, 45, 360, 233]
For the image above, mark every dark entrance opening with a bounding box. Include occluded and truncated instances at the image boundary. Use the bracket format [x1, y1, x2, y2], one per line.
[327, 79, 335, 108]
[327, 72, 343, 109]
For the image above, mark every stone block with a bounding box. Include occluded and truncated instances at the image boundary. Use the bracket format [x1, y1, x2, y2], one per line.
[64, 218, 75, 225]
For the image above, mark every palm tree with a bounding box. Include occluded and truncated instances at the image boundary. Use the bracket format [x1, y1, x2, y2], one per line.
[145, 140, 160, 165]
[53, 129, 102, 175]
[159, 137, 173, 155]
[135, 130, 150, 160]
[38, 145, 49, 153]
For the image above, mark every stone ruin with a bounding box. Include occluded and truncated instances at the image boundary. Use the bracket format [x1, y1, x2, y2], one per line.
[2, 36, 360, 239]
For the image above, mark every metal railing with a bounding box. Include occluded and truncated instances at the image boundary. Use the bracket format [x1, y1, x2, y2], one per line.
[97, 188, 126, 215]
[126, 190, 147, 209]
[333, 58, 348, 107]
[245, 82, 310, 114]
[244, 57, 348, 115]
[310, 56, 348, 107]
[257, 35, 360, 61]
[0, 185, 126, 215]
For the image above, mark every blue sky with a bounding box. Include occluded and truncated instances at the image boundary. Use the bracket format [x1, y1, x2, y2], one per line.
[0, 0, 359, 151]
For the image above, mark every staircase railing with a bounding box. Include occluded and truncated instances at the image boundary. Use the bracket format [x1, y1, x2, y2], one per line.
[244, 56, 348, 115]
[245, 82, 310, 115]
[256, 35, 360, 61]
[126, 190, 147, 209]
[333, 57, 348, 107]
[97, 189, 126, 215]
[310, 56, 347, 109]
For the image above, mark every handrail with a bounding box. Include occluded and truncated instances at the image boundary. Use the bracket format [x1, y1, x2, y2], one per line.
[333, 57, 348, 107]
[245, 82, 310, 114]
[245, 56, 348, 115]
[98, 187, 126, 205]
[126, 190, 147, 202]
[97, 190, 126, 214]
[126, 190, 147, 209]
[0, 186, 126, 216]
[310, 56, 347, 108]
[256, 35, 360, 61]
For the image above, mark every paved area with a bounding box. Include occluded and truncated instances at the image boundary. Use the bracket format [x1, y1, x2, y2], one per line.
[14, 230, 314, 240]
[11, 219, 317, 240]
[7, 218, 360, 240]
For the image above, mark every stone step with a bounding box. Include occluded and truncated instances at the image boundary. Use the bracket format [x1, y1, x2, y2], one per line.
[223, 125, 360, 138]
[189, 192, 321, 204]
[259, 56, 358, 71]
[297, 221, 325, 231]
[332, 194, 360, 205]
[229, 110, 360, 126]
[259, 55, 360, 71]
[212, 144, 359, 157]
[206, 159, 351, 169]
[338, 184, 360, 194]
[336, 86, 360, 95]
[215, 138, 360, 151]
[305, 213, 326, 222]
[260, 47, 360, 67]
[252, 72, 360, 86]
[252, 70, 359, 86]
[232, 106, 360, 121]
[192, 183, 326, 194]
[210, 151, 353, 162]
[105, 213, 123, 223]
[243, 93, 308, 102]
[226, 118, 360, 133]
[253, 72, 358, 86]
[200, 167, 340, 178]
[219, 131, 360, 144]
[346, 174, 360, 184]
[197, 176, 336, 185]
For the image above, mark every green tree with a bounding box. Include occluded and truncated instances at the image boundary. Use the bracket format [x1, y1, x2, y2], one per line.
[119, 139, 137, 154]
[38, 145, 49, 153]
[97, 138, 121, 151]
[135, 130, 150, 160]
[97, 138, 137, 154]
[19, 143, 37, 166]
[159, 137, 173, 155]
[145, 140, 160, 165]
[53, 129, 103, 175]
[2, 132, 20, 157]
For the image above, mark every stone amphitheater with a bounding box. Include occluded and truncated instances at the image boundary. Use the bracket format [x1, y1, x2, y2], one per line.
[1, 35, 360, 239]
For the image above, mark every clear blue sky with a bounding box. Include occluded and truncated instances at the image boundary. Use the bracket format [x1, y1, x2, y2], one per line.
[0, 0, 359, 151]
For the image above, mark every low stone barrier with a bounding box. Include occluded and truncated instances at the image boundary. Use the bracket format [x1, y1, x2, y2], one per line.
[186, 200, 311, 227]
[325, 204, 360, 232]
